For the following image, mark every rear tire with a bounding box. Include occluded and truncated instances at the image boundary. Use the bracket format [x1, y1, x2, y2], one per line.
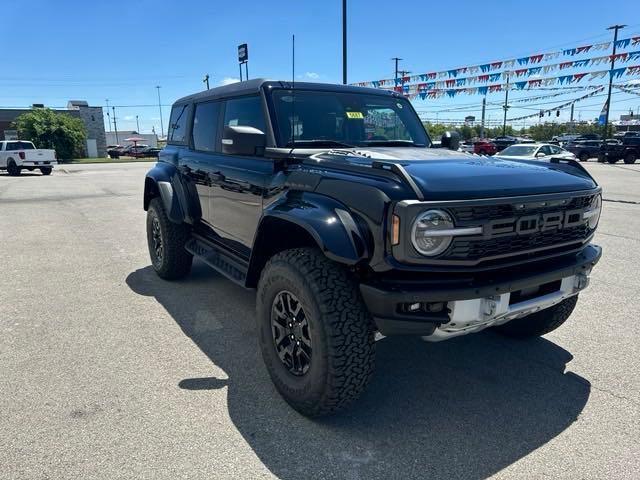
[256, 248, 375, 417]
[146, 196, 193, 280]
[607, 157, 619, 164]
[624, 152, 636, 164]
[579, 152, 589, 162]
[493, 296, 578, 338]
[40, 167, 52, 175]
[7, 160, 21, 176]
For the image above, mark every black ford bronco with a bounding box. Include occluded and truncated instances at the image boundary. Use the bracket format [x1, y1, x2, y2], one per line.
[143, 79, 602, 416]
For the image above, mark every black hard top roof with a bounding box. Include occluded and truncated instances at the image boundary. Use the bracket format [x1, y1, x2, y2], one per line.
[173, 79, 398, 105]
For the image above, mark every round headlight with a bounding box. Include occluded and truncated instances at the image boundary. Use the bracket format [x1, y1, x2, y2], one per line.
[411, 209, 454, 256]
[586, 194, 602, 229]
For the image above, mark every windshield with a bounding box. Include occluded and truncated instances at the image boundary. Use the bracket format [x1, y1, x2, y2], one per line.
[269, 89, 430, 148]
[501, 145, 537, 156]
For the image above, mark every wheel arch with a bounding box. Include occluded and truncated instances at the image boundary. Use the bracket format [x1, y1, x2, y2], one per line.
[246, 193, 370, 288]
[144, 162, 197, 224]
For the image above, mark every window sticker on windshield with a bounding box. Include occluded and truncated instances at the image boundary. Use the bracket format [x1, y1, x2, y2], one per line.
[345, 112, 364, 119]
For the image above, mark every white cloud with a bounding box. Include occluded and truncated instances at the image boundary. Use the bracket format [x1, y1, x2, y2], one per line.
[220, 77, 240, 86]
[304, 72, 320, 79]
[124, 115, 135, 121]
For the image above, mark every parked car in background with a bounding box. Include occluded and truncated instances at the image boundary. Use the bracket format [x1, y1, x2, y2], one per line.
[473, 139, 497, 155]
[494, 143, 576, 161]
[599, 136, 640, 164]
[0, 140, 56, 176]
[108, 145, 127, 158]
[575, 133, 601, 141]
[140, 147, 161, 158]
[458, 141, 474, 153]
[552, 133, 580, 143]
[492, 136, 534, 152]
[126, 145, 150, 158]
[564, 140, 602, 162]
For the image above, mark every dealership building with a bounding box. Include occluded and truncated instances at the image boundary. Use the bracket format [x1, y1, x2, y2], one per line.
[0, 100, 107, 157]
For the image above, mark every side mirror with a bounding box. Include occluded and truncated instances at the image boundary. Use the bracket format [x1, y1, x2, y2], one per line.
[535, 152, 546, 158]
[441, 131, 460, 151]
[221, 125, 266, 156]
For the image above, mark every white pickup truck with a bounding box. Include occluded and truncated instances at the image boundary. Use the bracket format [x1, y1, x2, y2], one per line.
[0, 140, 57, 176]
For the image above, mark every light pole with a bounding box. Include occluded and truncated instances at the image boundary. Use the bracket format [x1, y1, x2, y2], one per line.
[604, 24, 626, 139]
[203, 74, 210, 90]
[342, 0, 347, 84]
[105, 98, 112, 133]
[136, 115, 140, 133]
[156, 86, 164, 138]
[112, 106, 119, 145]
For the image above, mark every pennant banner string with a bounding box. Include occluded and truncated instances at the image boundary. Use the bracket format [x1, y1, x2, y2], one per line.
[352, 36, 640, 88]
[507, 86, 605, 121]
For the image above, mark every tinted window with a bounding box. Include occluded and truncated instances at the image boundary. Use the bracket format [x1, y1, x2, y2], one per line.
[549, 145, 562, 154]
[223, 96, 266, 133]
[168, 104, 191, 144]
[192, 101, 222, 152]
[539, 145, 552, 155]
[6, 141, 35, 150]
[501, 145, 537, 156]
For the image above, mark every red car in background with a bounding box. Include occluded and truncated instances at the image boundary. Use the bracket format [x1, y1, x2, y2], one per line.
[473, 139, 497, 156]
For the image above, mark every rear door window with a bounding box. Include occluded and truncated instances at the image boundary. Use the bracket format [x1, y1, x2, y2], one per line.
[168, 104, 191, 144]
[192, 101, 222, 152]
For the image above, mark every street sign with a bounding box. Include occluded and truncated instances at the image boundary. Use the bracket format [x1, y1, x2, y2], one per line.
[238, 44, 248, 63]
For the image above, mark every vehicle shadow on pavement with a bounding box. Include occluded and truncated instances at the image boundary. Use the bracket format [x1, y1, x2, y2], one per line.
[126, 263, 591, 480]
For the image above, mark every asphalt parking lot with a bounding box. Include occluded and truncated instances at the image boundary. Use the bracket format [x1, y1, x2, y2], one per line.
[1, 161, 639, 479]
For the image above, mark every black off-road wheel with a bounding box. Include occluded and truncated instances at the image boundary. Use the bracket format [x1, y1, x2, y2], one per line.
[40, 167, 52, 175]
[623, 152, 636, 164]
[579, 152, 589, 162]
[7, 160, 21, 176]
[146, 197, 193, 280]
[493, 296, 578, 338]
[257, 248, 376, 417]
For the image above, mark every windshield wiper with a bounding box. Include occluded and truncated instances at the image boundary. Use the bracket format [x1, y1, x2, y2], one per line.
[360, 139, 422, 147]
[286, 139, 354, 148]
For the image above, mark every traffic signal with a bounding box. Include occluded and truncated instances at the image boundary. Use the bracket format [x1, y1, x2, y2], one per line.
[539, 110, 544, 118]
[556, 110, 560, 117]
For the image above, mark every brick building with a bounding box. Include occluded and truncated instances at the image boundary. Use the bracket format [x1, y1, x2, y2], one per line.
[0, 100, 107, 158]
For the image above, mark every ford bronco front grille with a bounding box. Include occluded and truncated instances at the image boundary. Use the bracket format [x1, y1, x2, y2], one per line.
[442, 193, 596, 264]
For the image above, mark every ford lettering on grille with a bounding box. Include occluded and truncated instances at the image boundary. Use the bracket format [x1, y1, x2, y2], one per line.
[485, 208, 586, 239]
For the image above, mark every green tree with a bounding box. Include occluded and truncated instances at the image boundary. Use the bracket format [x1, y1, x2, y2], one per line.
[12, 109, 86, 160]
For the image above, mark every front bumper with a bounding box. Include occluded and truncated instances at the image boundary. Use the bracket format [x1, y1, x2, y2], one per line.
[360, 244, 601, 337]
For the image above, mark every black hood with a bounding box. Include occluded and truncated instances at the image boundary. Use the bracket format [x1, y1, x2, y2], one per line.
[305, 147, 597, 200]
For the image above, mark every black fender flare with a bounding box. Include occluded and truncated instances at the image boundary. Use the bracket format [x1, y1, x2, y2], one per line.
[254, 192, 369, 266]
[144, 162, 198, 224]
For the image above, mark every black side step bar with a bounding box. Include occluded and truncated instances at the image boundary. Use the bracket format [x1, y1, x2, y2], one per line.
[185, 235, 249, 286]
[371, 160, 425, 200]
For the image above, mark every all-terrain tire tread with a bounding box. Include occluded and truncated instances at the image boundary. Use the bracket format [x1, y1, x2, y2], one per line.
[147, 197, 192, 280]
[259, 248, 375, 416]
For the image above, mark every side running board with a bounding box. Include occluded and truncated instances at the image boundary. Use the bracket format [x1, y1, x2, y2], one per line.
[185, 235, 248, 286]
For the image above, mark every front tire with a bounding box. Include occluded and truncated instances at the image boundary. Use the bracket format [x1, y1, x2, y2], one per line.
[624, 152, 636, 164]
[579, 152, 589, 162]
[257, 248, 375, 417]
[607, 157, 619, 164]
[146, 197, 193, 280]
[40, 167, 52, 175]
[493, 296, 578, 338]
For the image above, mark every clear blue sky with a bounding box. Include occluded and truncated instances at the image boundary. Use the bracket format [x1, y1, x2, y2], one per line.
[2, 0, 639, 133]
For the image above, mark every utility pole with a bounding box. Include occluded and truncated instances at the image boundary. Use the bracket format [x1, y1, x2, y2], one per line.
[342, 0, 347, 84]
[502, 72, 510, 136]
[136, 115, 140, 134]
[203, 74, 210, 90]
[399, 69, 411, 89]
[569, 102, 575, 132]
[155, 86, 164, 138]
[392, 57, 402, 83]
[112, 106, 119, 145]
[604, 24, 626, 139]
[105, 99, 112, 133]
[480, 95, 487, 138]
